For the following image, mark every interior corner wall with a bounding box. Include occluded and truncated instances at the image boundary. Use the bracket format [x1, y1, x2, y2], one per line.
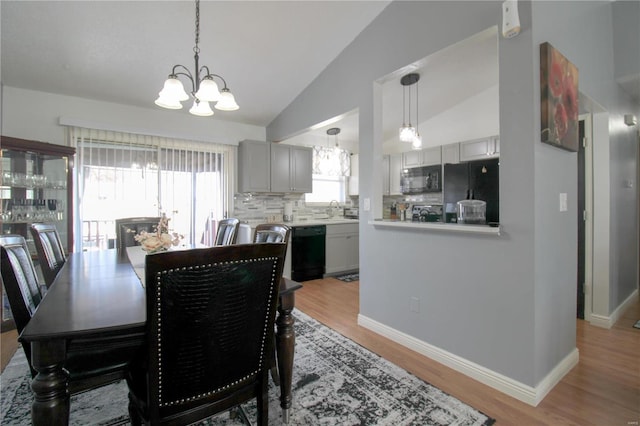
[269, 0, 544, 390]
[531, 1, 639, 326]
[1, 86, 265, 146]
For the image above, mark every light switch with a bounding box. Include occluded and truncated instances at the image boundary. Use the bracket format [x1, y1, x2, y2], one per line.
[363, 198, 371, 211]
[559, 193, 568, 212]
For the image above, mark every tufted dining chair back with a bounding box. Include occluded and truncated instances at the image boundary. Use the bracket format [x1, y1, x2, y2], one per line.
[213, 218, 240, 246]
[30, 222, 66, 288]
[115, 217, 161, 252]
[126, 242, 286, 425]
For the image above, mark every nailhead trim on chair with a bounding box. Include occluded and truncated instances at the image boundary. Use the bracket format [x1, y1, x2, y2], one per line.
[153, 256, 279, 408]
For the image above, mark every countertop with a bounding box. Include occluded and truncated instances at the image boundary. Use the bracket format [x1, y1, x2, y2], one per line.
[244, 218, 359, 228]
[370, 219, 500, 235]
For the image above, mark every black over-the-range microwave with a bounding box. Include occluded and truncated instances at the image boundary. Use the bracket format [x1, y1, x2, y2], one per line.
[400, 165, 441, 194]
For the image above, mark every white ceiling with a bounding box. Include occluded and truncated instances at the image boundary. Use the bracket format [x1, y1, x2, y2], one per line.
[1, 0, 391, 127]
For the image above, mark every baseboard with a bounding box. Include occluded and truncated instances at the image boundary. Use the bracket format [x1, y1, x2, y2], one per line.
[357, 314, 579, 406]
[589, 288, 639, 329]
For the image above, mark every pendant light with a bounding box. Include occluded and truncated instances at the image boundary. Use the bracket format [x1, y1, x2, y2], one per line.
[327, 127, 341, 152]
[399, 73, 420, 143]
[155, 0, 239, 116]
[412, 75, 423, 149]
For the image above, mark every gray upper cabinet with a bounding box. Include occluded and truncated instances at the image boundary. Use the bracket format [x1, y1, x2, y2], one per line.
[402, 146, 442, 168]
[238, 140, 271, 193]
[459, 136, 500, 161]
[270, 143, 312, 193]
[389, 153, 403, 195]
[442, 143, 460, 164]
[382, 153, 403, 196]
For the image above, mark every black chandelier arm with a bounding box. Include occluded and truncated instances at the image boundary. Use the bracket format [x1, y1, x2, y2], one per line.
[200, 67, 230, 90]
[169, 65, 197, 93]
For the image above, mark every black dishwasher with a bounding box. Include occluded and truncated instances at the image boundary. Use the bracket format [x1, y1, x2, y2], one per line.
[291, 225, 326, 282]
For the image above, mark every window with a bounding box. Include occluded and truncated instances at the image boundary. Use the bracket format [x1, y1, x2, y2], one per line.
[69, 128, 233, 251]
[305, 145, 350, 204]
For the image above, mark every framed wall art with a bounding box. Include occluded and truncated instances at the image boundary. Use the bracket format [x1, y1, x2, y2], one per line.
[540, 42, 579, 152]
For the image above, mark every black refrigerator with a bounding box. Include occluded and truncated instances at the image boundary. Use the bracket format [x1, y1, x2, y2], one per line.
[443, 158, 499, 224]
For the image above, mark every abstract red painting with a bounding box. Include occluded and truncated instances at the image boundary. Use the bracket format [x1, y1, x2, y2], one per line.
[540, 42, 579, 152]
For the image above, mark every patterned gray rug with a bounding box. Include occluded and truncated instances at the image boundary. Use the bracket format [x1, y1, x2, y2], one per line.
[1, 310, 494, 425]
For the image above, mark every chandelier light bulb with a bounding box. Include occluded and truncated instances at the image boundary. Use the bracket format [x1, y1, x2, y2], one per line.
[215, 88, 239, 111]
[189, 99, 214, 116]
[195, 77, 221, 102]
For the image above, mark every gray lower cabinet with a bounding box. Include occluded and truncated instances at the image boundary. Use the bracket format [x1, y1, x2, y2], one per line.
[325, 223, 359, 275]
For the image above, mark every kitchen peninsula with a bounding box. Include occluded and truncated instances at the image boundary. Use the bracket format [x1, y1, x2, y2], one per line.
[371, 219, 500, 235]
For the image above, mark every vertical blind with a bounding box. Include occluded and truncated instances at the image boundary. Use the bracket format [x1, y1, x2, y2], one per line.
[68, 127, 234, 252]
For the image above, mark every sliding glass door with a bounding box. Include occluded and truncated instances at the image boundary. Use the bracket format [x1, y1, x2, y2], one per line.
[70, 128, 232, 251]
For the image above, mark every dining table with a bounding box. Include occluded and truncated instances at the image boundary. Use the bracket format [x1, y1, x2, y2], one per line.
[19, 246, 302, 426]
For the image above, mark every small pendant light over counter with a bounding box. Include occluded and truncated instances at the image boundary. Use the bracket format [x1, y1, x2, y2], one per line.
[399, 73, 422, 149]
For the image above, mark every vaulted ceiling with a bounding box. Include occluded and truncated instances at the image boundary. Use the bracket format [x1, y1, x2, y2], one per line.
[1, 1, 390, 127]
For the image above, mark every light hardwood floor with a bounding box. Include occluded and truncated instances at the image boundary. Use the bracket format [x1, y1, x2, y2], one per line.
[294, 278, 640, 426]
[2, 277, 639, 425]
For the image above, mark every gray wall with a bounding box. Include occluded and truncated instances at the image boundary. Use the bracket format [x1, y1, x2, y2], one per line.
[268, 0, 638, 390]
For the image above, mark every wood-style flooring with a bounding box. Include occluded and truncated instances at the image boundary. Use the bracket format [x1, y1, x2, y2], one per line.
[2, 277, 639, 425]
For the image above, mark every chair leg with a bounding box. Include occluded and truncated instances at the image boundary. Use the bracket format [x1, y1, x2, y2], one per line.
[256, 380, 269, 426]
[269, 345, 280, 386]
[128, 393, 142, 426]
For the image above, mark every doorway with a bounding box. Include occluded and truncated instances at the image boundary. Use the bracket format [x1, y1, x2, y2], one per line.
[577, 119, 586, 319]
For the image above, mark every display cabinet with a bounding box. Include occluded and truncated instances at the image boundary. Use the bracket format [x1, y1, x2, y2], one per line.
[1, 136, 75, 331]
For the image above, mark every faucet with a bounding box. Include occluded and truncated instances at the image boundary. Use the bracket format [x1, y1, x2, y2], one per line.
[327, 200, 340, 217]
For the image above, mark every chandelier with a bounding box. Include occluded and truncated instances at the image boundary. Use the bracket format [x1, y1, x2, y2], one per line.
[154, 0, 239, 116]
[399, 73, 422, 149]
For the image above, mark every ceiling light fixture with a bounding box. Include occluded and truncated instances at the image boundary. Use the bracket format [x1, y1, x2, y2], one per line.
[327, 127, 341, 150]
[399, 73, 420, 144]
[155, 0, 239, 116]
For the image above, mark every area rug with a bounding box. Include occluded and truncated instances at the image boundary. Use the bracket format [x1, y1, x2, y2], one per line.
[1, 310, 494, 426]
[335, 273, 359, 282]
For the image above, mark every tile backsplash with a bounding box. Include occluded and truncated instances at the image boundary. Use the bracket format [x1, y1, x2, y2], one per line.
[233, 193, 356, 223]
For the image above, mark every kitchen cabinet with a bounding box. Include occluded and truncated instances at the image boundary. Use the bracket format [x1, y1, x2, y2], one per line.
[383, 154, 403, 196]
[402, 146, 442, 168]
[270, 143, 313, 193]
[459, 136, 500, 161]
[382, 155, 390, 195]
[325, 222, 359, 275]
[348, 153, 359, 196]
[1, 136, 75, 331]
[238, 141, 312, 193]
[442, 143, 460, 164]
[389, 153, 403, 195]
[238, 140, 271, 192]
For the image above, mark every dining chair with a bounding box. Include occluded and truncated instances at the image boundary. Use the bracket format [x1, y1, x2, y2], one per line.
[253, 223, 291, 245]
[115, 217, 161, 252]
[0, 234, 139, 392]
[29, 222, 66, 288]
[126, 242, 287, 426]
[213, 217, 240, 246]
[252, 223, 291, 386]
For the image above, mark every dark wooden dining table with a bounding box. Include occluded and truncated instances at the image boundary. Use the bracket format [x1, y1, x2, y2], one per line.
[19, 247, 302, 426]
